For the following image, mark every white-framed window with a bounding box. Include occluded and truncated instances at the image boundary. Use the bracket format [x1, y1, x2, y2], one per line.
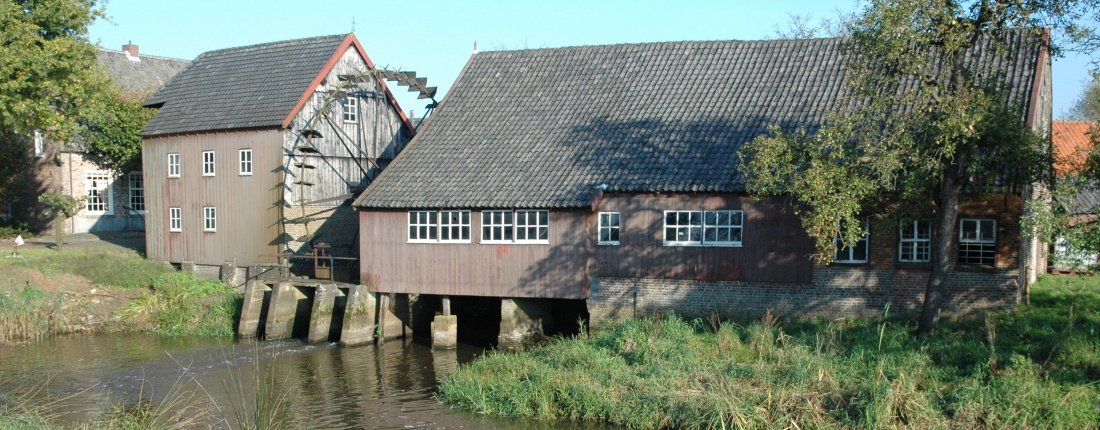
[663, 210, 743, 246]
[168, 153, 180, 178]
[899, 220, 931, 262]
[84, 170, 113, 215]
[33, 130, 44, 158]
[203, 207, 216, 232]
[481, 210, 514, 243]
[834, 219, 869, 263]
[128, 172, 145, 213]
[343, 97, 358, 123]
[239, 149, 252, 175]
[169, 207, 181, 232]
[439, 210, 471, 242]
[958, 218, 996, 266]
[514, 210, 549, 243]
[598, 212, 620, 245]
[407, 211, 438, 242]
[202, 151, 215, 176]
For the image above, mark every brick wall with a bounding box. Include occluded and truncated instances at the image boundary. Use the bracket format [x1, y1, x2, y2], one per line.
[588, 267, 1019, 330]
[283, 204, 359, 279]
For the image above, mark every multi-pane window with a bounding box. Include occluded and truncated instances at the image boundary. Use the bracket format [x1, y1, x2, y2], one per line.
[439, 211, 471, 242]
[128, 172, 145, 213]
[481, 211, 514, 243]
[598, 212, 620, 245]
[834, 219, 869, 263]
[202, 151, 215, 176]
[514, 210, 549, 242]
[203, 207, 217, 231]
[958, 219, 996, 266]
[33, 130, 44, 158]
[663, 210, 743, 246]
[85, 171, 112, 214]
[408, 211, 438, 242]
[168, 153, 180, 178]
[239, 149, 253, 175]
[899, 220, 931, 262]
[169, 207, 181, 232]
[343, 97, 358, 122]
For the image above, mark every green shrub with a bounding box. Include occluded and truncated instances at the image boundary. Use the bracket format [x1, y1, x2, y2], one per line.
[0, 218, 33, 240]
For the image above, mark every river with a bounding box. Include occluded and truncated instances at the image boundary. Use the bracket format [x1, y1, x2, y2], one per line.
[0, 334, 613, 429]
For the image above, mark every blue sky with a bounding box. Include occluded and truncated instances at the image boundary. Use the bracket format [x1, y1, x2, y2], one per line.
[89, 0, 1094, 118]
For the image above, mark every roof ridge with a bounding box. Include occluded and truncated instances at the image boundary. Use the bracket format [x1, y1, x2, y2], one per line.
[478, 37, 845, 55]
[1054, 119, 1098, 125]
[199, 33, 347, 55]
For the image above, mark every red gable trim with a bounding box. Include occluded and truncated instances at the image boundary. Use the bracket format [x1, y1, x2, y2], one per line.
[280, 33, 415, 134]
[1025, 28, 1050, 130]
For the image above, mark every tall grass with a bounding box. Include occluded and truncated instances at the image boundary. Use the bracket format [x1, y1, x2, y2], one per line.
[439, 275, 1100, 429]
[0, 283, 70, 343]
[117, 272, 241, 337]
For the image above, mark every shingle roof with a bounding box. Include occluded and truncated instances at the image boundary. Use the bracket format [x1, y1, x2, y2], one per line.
[96, 48, 191, 92]
[142, 34, 348, 136]
[1053, 120, 1095, 175]
[354, 34, 1044, 209]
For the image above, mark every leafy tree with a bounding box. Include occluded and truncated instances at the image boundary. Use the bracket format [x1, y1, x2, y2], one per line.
[742, 0, 1097, 336]
[37, 193, 82, 250]
[82, 86, 157, 173]
[1066, 73, 1100, 120]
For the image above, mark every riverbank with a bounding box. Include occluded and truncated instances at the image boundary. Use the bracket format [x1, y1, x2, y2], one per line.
[438, 275, 1100, 429]
[0, 248, 240, 344]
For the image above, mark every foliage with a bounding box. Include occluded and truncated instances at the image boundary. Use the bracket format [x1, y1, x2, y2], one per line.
[0, 218, 32, 240]
[82, 87, 157, 173]
[0, 248, 174, 290]
[0, 281, 69, 344]
[769, 9, 853, 40]
[1067, 73, 1100, 120]
[116, 272, 239, 337]
[439, 275, 1100, 429]
[37, 193, 84, 250]
[222, 348, 301, 430]
[0, 130, 33, 207]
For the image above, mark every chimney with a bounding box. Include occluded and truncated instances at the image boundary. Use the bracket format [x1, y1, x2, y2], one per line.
[122, 42, 138, 57]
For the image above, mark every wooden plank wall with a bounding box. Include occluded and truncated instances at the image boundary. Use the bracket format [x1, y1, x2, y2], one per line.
[143, 129, 284, 265]
[360, 209, 588, 299]
[590, 194, 813, 284]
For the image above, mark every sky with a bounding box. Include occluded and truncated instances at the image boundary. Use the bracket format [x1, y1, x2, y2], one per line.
[88, 0, 1096, 119]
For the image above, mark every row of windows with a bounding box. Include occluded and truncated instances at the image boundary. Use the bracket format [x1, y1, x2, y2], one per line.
[168, 206, 217, 232]
[83, 171, 144, 215]
[167, 150, 253, 178]
[404, 210, 998, 266]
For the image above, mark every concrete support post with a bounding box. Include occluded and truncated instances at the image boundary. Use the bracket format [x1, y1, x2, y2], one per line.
[264, 281, 301, 340]
[181, 261, 196, 274]
[378, 293, 411, 340]
[308, 284, 344, 343]
[442, 296, 451, 316]
[238, 280, 271, 338]
[340, 285, 378, 347]
[498, 298, 554, 350]
[431, 314, 458, 350]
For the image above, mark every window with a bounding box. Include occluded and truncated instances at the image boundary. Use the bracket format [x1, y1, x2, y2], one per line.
[239, 149, 252, 175]
[84, 171, 113, 214]
[408, 211, 438, 242]
[33, 130, 44, 158]
[169, 207, 181, 232]
[958, 219, 995, 265]
[481, 211, 514, 243]
[598, 212, 620, 245]
[203, 207, 216, 231]
[834, 219, 869, 263]
[899, 220, 931, 262]
[202, 151, 215, 176]
[439, 210, 471, 242]
[343, 97, 358, 122]
[663, 210, 743, 246]
[128, 172, 145, 213]
[514, 210, 549, 242]
[168, 153, 180, 178]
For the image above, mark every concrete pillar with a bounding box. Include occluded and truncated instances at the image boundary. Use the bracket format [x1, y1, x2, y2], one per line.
[181, 261, 196, 274]
[498, 298, 554, 350]
[378, 293, 411, 340]
[264, 281, 304, 340]
[237, 280, 271, 338]
[431, 315, 458, 350]
[308, 284, 345, 343]
[340, 285, 378, 347]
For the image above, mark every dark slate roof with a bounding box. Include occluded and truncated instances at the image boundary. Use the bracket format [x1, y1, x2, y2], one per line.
[142, 34, 347, 136]
[96, 48, 191, 92]
[354, 34, 1044, 209]
[1071, 187, 1100, 214]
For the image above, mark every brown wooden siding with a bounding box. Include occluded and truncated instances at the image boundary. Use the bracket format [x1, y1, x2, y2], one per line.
[143, 129, 284, 265]
[590, 194, 814, 284]
[360, 209, 588, 299]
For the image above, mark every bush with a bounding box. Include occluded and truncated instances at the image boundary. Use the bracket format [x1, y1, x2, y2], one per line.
[0, 218, 33, 240]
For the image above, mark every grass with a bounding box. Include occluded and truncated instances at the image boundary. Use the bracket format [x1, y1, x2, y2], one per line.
[438, 275, 1100, 429]
[116, 272, 240, 337]
[1, 248, 175, 290]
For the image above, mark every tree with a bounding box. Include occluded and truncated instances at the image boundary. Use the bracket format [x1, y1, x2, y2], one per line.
[1067, 73, 1100, 120]
[38, 193, 82, 250]
[742, 0, 1097, 336]
[82, 86, 157, 173]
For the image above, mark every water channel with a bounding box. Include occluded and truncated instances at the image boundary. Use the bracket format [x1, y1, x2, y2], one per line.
[0, 334, 614, 429]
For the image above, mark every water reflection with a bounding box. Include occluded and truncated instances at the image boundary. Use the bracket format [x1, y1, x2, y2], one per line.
[0, 334, 612, 429]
